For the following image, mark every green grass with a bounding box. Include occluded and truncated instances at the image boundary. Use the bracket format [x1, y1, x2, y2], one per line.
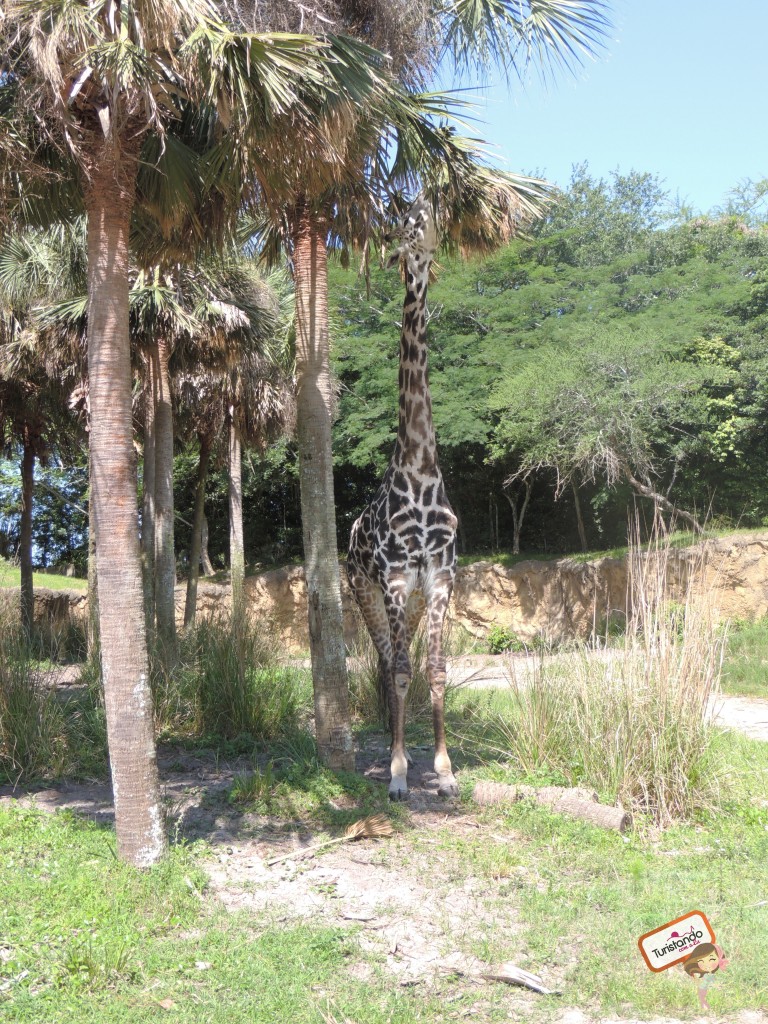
[0, 559, 88, 592]
[721, 617, 768, 697]
[0, 806, 447, 1024]
[422, 729, 768, 1018]
[3, 728, 767, 1023]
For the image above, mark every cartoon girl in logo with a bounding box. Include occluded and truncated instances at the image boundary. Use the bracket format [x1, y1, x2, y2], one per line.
[682, 943, 728, 1012]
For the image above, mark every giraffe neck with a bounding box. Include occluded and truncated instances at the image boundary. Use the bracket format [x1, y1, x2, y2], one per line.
[393, 261, 437, 473]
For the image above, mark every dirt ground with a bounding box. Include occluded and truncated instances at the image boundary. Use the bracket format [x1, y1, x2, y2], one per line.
[4, 655, 768, 1022]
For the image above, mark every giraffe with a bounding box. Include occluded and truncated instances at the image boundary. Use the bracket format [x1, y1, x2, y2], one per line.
[347, 195, 458, 801]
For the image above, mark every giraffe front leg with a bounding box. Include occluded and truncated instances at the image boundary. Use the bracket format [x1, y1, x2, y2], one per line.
[426, 571, 458, 798]
[383, 582, 412, 801]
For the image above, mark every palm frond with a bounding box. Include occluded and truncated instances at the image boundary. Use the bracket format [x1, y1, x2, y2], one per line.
[442, 0, 611, 81]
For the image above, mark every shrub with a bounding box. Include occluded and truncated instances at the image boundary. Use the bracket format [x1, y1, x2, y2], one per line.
[487, 624, 522, 654]
[0, 621, 107, 783]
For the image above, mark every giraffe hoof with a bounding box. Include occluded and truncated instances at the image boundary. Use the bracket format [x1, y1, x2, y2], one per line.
[388, 777, 409, 801]
[437, 773, 459, 798]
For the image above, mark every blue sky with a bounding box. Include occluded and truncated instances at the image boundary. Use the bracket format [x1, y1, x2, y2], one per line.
[451, 0, 768, 214]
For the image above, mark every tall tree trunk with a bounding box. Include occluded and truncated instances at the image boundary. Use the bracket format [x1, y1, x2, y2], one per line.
[184, 434, 210, 629]
[228, 413, 245, 623]
[87, 441, 99, 657]
[85, 141, 165, 868]
[141, 348, 157, 635]
[200, 514, 214, 576]
[19, 428, 35, 637]
[292, 200, 353, 770]
[572, 478, 588, 553]
[154, 334, 177, 660]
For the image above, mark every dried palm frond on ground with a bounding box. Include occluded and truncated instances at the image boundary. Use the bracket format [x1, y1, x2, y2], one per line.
[266, 813, 393, 865]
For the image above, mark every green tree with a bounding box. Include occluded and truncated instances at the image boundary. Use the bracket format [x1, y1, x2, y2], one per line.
[535, 163, 671, 266]
[490, 325, 731, 532]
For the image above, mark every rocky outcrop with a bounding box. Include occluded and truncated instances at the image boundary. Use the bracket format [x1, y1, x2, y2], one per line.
[10, 531, 768, 653]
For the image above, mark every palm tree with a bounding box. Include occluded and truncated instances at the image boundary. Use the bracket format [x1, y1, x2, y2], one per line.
[172, 260, 293, 626]
[1, 0, 414, 865]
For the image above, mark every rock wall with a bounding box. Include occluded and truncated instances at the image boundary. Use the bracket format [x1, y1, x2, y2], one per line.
[9, 531, 768, 652]
[0, 586, 89, 631]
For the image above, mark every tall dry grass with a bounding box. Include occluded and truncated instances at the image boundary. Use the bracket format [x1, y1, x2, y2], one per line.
[485, 529, 726, 824]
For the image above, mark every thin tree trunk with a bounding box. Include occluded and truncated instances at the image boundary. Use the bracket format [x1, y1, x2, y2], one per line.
[228, 413, 245, 623]
[572, 478, 588, 553]
[200, 514, 214, 576]
[87, 441, 99, 657]
[141, 347, 157, 635]
[85, 141, 165, 868]
[154, 334, 177, 660]
[184, 434, 210, 629]
[292, 200, 353, 770]
[19, 429, 35, 637]
[503, 479, 533, 555]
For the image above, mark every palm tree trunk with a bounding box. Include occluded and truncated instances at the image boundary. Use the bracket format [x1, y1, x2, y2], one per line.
[141, 348, 157, 635]
[85, 142, 165, 868]
[87, 441, 99, 656]
[228, 413, 245, 623]
[184, 433, 211, 628]
[154, 334, 177, 660]
[19, 428, 35, 637]
[201, 514, 214, 576]
[291, 199, 353, 770]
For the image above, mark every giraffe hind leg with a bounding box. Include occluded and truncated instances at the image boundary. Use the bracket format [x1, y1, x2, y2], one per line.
[349, 569, 393, 718]
[402, 589, 425, 768]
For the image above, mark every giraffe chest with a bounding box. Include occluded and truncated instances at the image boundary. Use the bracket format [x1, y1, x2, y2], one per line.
[367, 470, 457, 573]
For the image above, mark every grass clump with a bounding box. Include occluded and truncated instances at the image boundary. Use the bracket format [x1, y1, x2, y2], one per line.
[194, 616, 309, 740]
[148, 615, 311, 744]
[472, 530, 726, 823]
[0, 620, 106, 784]
[228, 762, 275, 809]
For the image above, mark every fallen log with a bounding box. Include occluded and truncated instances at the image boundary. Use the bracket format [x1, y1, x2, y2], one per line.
[472, 780, 631, 832]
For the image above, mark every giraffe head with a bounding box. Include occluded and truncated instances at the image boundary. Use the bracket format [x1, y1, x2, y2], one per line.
[385, 195, 438, 272]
